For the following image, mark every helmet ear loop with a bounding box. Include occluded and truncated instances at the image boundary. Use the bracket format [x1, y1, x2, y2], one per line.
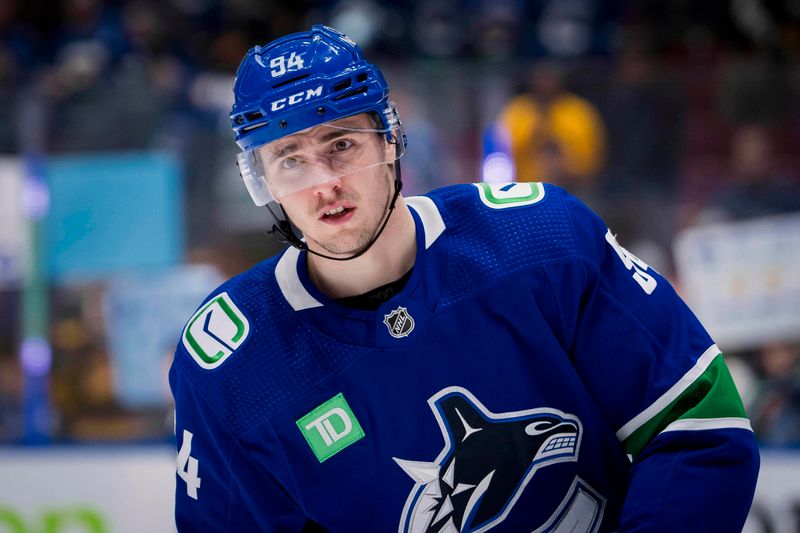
[390, 139, 403, 207]
[267, 202, 307, 250]
[383, 131, 403, 208]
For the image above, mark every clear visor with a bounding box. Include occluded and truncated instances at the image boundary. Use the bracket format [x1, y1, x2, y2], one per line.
[237, 115, 405, 205]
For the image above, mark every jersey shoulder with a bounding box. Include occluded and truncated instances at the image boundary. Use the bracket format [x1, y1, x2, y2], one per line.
[424, 182, 601, 272]
[421, 182, 609, 309]
[171, 251, 306, 434]
[175, 259, 274, 370]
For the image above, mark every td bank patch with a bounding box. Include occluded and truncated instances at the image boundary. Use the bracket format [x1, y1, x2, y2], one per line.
[182, 292, 249, 369]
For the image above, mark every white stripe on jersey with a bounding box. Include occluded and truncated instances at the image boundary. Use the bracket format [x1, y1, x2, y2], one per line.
[616, 344, 721, 442]
[659, 417, 752, 434]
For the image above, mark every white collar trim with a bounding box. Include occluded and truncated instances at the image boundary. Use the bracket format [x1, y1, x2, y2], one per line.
[275, 246, 322, 311]
[406, 195, 445, 249]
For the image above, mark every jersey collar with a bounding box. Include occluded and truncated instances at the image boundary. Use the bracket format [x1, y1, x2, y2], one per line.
[275, 195, 446, 312]
[273, 195, 448, 347]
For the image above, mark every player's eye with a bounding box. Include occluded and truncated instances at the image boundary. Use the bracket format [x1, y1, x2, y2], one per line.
[281, 156, 301, 170]
[331, 139, 354, 152]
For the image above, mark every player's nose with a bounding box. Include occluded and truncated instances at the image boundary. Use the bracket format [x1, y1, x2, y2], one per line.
[312, 176, 343, 197]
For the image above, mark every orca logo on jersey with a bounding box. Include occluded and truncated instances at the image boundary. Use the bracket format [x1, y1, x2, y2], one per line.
[384, 306, 415, 338]
[394, 387, 601, 533]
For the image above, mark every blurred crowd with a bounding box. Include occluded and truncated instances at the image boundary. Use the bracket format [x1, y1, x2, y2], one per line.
[1, 0, 800, 447]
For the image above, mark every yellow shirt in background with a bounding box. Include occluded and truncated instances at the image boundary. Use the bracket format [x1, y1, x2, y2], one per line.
[498, 93, 606, 184]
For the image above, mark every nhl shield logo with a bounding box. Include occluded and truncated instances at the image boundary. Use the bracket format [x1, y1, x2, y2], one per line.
[383, 306, 415, 338]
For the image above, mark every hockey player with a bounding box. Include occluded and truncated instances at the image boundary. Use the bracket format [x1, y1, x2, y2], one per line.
[170, 25, 759, 532]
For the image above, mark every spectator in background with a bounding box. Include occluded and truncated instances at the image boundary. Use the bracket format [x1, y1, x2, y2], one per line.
[53, 0, 126, 67]
[0, 0, 41, 152]
[699, 123, 800, 223]
[44, 0, 187, 153]
[601, 35, 685, 197]
[749, 342, 800, 447]
[497, 62, 606, 194]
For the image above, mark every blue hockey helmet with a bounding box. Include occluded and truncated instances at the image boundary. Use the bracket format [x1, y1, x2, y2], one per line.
[231, 25, 406, 206]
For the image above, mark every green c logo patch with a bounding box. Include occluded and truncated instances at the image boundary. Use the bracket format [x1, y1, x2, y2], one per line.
[182, 292, 249, 369]
[475, 182, 545, 209]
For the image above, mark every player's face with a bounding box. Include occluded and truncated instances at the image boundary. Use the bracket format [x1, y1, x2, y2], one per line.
[271, 114, 395, 256]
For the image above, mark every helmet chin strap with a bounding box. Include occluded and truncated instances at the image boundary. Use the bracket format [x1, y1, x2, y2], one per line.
[267, 162, 403, 262]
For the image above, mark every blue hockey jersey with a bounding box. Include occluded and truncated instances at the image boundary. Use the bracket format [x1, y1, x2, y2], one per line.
[170, 182, 759, 532]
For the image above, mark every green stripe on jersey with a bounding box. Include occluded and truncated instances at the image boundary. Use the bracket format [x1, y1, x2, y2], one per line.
[622, 354, 746, 458]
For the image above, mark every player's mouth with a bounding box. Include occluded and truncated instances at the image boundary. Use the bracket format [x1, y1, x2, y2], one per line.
[319, 205, 356, 225]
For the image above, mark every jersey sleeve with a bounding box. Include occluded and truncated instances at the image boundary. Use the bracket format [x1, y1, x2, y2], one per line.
[552, 189, 760, 532]
[170, 358, 309, 532]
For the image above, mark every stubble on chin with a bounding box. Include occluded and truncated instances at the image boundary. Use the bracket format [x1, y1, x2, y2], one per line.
[314, 226, 375, 255]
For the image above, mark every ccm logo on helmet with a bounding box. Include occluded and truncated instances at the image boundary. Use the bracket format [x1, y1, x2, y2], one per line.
[270, 86, 323, 112]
